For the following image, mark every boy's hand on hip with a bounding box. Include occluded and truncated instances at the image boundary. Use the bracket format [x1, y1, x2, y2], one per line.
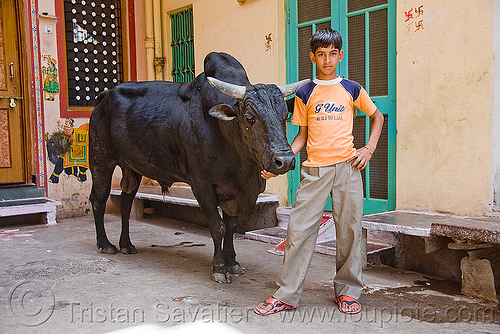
[349, 146, 374, 170]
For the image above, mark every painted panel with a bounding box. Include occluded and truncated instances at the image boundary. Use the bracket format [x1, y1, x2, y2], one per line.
[0, 109, 10, 167]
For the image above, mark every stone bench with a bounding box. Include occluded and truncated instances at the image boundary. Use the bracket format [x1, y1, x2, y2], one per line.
[362, 211, 500, 302]
[0, 197, 60, 225]
[430, 217, 500, 302]
[109, 185, 279, 233]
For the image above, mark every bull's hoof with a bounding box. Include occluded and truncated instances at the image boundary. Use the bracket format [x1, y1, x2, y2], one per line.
[120, 245, 137, 255]
[211, 272, 233, 284]
[228, 264, 244, 276]
[98, 244, 118, 254]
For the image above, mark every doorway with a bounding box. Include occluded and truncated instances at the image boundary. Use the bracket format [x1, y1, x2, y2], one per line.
[286, 0, 396, 214]
[0, 0, 29, 185]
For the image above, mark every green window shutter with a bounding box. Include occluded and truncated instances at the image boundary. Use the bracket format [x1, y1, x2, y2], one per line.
[286, 0, 396, 214]
[170, 8, 194, 82]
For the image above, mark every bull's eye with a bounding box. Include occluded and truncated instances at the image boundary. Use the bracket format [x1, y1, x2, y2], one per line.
[245, 114, 256, 125]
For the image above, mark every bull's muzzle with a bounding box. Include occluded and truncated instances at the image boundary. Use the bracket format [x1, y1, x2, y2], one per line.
[270, 152, 295, 174]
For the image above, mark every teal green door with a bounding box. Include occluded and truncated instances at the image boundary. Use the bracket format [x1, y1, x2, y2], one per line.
[286, 0, 396, 214]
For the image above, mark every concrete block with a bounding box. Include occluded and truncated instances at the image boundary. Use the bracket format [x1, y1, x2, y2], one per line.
[460, 257, 498, 303]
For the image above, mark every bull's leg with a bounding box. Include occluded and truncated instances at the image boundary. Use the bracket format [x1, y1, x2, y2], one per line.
[192, 188, 232, 284]
[89, 166, 118, 254]
[222, 213, 244, 275]
[118, 166, 142, 254]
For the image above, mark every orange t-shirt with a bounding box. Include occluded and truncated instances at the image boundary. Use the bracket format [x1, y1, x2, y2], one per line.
[292, 77, 377, 167]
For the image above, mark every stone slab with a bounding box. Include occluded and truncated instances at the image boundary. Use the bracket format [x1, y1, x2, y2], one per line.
[0, 197, 60, 225]
[460, 257, 498, 302]
[361, 211, 439, 237]
[278, 209, 447, 237]
[431, 219, 500, 244]
[0, 185, 45, 201]
[244, 226, 392, 257]
[109, 185, 279, 233]
[110, 185, 278, 208]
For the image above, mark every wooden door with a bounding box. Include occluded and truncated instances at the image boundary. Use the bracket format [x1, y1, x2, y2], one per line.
[0, 0, 25, 184]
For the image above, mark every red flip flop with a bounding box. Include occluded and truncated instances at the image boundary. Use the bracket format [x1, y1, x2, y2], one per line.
[254, 297, 298, 315]
[334, 295, 361, 314]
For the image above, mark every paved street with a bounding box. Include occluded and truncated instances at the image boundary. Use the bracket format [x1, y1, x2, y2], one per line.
[1, 213, 499, 333]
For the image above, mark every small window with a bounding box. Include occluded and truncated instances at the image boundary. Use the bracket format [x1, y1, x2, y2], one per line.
[63, 0, 124, 107]
[170, 8, 194, 82]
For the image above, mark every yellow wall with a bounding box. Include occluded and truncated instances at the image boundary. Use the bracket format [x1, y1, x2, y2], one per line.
[37, 0, 500, 216]
[396, 0, 495, 215]
[161, 0, 286, 83]
[159, 0, 289, 203]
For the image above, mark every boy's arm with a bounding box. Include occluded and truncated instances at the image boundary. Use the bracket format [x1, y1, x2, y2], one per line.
[261, 126, 308, 179]
[350, 109, 384, 170]
[290, 126, 308, 155]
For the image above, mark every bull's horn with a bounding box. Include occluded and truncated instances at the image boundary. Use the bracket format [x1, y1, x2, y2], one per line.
[278, 79, 311, 97]
[207, 77, 246, 100]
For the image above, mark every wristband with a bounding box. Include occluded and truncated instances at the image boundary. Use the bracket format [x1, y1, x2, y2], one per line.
[364, 146, 374, 156]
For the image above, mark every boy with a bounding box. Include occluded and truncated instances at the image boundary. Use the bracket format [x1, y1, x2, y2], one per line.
[255, 29, 384, 315]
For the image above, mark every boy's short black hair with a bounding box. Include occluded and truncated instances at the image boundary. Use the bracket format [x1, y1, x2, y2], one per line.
[310, 28, 342, 53]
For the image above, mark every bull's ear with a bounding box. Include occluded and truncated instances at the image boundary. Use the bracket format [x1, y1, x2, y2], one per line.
[208, 104, 237, 121]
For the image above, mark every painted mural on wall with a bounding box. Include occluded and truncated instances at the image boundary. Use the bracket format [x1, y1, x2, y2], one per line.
[404, 5, 424, 35]
[46, 119, 89, 183]
[41, 55, 59, 101]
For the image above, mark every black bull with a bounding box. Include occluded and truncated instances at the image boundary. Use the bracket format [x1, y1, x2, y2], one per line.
[89, 52, 308, 283]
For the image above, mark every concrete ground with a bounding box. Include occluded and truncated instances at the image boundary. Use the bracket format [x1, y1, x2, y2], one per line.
[1, 213, 499, 334]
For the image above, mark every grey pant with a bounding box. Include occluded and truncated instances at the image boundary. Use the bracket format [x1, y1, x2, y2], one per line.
[274, 161, 363, 306]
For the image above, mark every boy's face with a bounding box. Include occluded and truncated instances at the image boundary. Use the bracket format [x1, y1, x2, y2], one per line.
[310, 44, 343, 80]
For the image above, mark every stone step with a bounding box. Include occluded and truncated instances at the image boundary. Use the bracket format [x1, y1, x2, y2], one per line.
[246, 209, 394, 258]
[244, 225, 393, 257]
[0, 197, 60, 225]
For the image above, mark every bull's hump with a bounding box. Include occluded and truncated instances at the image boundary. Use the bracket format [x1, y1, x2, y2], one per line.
[116, 84, 148, 98]
[115, 81, 180, 100]
[204, 52, 248, 84]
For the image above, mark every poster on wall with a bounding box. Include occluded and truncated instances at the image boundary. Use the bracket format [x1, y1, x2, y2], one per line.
[46, 119, 89, 183]
[42, 55, 60, 101]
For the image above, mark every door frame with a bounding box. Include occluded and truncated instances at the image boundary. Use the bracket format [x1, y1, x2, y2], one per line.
[285, 0, 396, 214]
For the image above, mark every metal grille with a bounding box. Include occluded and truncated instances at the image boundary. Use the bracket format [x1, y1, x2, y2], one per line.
[64, 0, 123, 107]
[353, 116, 367, 191]
[369, 8, 388, 96]
[170, 8, 194, 82]
[347, 14, 365, 88]
[348, 0, 387, 13]
[369, 117, 388, 199]
[298, 0, 330, 24]
[316, 21, 332, 32]
[298, 26, 312, 81]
